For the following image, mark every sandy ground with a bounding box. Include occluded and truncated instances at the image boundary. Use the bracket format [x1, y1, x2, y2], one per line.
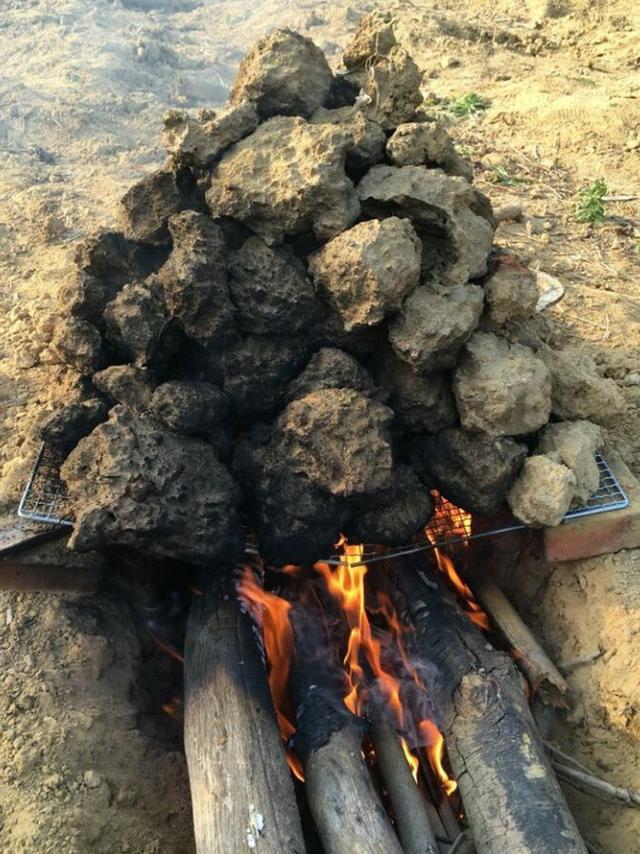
[0, 0, 639, 851]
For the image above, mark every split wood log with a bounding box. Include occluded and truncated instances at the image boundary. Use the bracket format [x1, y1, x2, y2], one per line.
[184, 582, 306, 854]
[388, 558, 588, 854]
[290, 606, 403, 854]
[475, 578, 570, 708]
[370, 710, 439, 854]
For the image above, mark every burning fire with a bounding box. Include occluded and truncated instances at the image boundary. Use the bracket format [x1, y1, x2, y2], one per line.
[237, 568, 304, 781]
[239, 534, 458, 797]
[426, 498, 490, 632]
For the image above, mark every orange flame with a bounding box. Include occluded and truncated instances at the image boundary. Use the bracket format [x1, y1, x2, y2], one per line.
[425, 500, 490, 632]
[315, 543, 403, 725]
[238, 567, 304, 782]
[419, 719, 457, 796]
[315, 540, 456, 796]
[401, 737, 420, 783]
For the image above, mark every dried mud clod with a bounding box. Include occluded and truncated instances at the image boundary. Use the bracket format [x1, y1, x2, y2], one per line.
[206, 116, 360, 242]
[163, 101, 259, 169]
[453, 331, 552, 436]
[507, 455, 577, 527]
[357, 164, 495, 285]
[308, 217, 422, 331]
[61, 405, 243, 565]
[229, 28, 333, 120]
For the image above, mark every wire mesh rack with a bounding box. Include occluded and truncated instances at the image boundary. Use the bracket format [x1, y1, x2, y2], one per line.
[18, 444, 629, 559]
[323, 452, 629, 566]
[18, 443, 73, 527]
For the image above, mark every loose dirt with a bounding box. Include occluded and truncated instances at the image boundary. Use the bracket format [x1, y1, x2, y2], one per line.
[0, 1, 638, 851]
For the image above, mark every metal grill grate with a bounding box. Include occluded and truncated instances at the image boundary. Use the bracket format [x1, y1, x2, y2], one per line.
[18, 444, 73, 527]
[324, 452, 629, 566]
[564, 453, 628, 519]
[18, 445, 630, 556]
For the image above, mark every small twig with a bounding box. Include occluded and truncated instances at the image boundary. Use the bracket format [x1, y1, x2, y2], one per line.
[551, 759, 640, 808]
[545, 742, 595, 776]
[558, 649, 604, 674]
[602, 195, 638, 203]
[448, 830, 472, 853]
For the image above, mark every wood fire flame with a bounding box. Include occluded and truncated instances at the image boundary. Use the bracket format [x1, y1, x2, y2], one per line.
[239, 532, 459, 797]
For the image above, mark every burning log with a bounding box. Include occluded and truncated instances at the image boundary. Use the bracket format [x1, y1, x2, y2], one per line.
[389, 558, 587, 854]
[304, 725, 404, 854]
[370, 710, 439, 854]
[184, 581, 306, 854]
[289, 605, 404, 854]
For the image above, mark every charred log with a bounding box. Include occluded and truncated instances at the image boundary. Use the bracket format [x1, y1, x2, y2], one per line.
[184, 581, 306, 854]
[388, 558, 587, 854]
[370, 710, 439, 854]
[290, 607, 403, 854]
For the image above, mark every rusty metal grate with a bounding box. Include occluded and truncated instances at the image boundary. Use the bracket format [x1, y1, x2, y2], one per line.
[18, 445, 629, 558]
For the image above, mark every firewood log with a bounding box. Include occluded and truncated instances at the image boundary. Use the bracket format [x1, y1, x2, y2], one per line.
[370, 710, 439, 854]
[290, 606, 403, 854]
[388, 558, 587, 854]
[184, 582, 306, 854]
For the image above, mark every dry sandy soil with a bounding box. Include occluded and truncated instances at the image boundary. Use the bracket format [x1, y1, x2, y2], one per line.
[0, 0, 639, 851]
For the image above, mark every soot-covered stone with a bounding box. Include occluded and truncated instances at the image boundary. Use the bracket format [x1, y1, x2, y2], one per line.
[228, 236, 321, 334]
[39, 399, 110, 456]
[92, 365, 154, 413]
[158, 211, 235, 349]
[273, 387, 394, 500]
[149, 380, 229, 435]
[233, 434, 348, 565]
[118, 167, 199, 246]
[222, 335, 311, 421]
[374, 349, 457, 434]
[104, 278, 177, 368]
[410, 428, 527, 516]
[51, 317, 103, 376]
[347, 464, 433, 544]
[285, 348, 375, 403]
[389, 285, 484, 373]
[61, 405, 243, 565]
